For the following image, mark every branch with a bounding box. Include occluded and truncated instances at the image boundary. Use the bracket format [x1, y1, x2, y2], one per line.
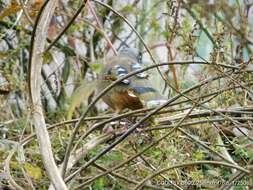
[27, 0, 67, 189]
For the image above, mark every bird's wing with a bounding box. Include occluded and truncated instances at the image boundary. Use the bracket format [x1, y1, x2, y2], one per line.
[128, 62, 167, 107]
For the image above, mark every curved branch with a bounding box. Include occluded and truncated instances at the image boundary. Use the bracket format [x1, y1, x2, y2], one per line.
[27, 0, 67, 189]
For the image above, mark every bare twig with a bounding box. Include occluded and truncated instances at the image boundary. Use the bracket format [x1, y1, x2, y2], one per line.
[45, 1, 88, 53]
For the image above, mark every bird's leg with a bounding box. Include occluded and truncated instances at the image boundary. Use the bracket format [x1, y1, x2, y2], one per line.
[102, 109, 122, 134]
[103, 109, 136, 134]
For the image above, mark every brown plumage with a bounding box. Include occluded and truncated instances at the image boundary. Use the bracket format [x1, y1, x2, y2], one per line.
[97, 48, 166, 113]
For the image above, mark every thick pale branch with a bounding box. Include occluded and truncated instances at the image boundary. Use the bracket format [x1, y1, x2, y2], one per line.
[28, 0, 67, 189]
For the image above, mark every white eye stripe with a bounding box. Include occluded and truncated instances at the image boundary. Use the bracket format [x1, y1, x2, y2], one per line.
[122, 79, 130, 84]
[114, 65, 128, 75]
[131, 62, 149, 78]
[131, 63, 142, 70]
[136, 73, 148, 78]
[117, 68, 128, 73]
[118, 73, 127, 77]
[118, 73, 130, 84]
[132, 65, 141, 69]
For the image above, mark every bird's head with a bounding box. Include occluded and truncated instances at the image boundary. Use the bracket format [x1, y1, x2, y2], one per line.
[119, 47, 142, 63]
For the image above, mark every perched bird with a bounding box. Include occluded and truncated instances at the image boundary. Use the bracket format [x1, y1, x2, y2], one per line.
[97, 48, 167, 113]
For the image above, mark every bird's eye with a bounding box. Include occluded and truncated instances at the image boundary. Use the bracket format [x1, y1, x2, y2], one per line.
[138, 52, 142, 63]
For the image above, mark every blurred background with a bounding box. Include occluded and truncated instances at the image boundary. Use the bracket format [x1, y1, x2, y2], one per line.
[0, 0, 253, 189]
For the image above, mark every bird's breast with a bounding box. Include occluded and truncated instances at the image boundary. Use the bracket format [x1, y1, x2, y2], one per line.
[112, 90, 143, 111]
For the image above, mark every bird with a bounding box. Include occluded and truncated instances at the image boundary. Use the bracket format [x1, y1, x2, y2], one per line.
[97, 47, 167, 113]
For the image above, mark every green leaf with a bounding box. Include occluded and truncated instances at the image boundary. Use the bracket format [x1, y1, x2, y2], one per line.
[92, 177, 105, 189]
[62, 58, 71, 83]
[24, 162, 42, 180]
[121, 5, 134, 14]
[193, 150, 205, 160]
[89, 62, 103, 74]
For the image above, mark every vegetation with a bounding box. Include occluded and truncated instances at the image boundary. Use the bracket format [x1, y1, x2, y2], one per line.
[0, 0, 253, 189]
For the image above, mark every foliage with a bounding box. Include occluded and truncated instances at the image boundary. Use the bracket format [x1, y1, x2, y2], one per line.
[0, 0, 253, 189]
